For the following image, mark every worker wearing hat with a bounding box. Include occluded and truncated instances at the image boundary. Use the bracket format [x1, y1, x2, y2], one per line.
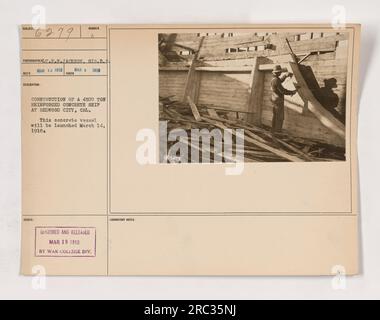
[270, 65, 297, 133]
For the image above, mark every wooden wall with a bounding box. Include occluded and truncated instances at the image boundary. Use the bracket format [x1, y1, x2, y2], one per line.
[197, 71, 251, 111]
[159, 68, 252, 113]
[159, 70, 188, 99]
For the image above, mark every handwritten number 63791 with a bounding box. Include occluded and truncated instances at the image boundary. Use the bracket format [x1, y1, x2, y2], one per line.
[34, 27, 74, 40]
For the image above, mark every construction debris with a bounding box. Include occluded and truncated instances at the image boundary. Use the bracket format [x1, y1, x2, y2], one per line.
[159, 96, 345, 163]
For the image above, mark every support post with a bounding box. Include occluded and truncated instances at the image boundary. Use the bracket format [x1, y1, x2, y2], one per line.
[247, 57, 265, 125]
[182, 36, 205, 103]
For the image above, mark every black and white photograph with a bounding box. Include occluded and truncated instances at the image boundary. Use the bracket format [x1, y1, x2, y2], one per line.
[159, 31, 349, 163]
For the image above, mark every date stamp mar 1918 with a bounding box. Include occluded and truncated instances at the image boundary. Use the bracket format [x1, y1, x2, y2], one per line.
[35, 227, 96, 258]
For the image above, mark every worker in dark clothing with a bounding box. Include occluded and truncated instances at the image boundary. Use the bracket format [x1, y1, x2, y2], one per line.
[270, 65, 297, 133]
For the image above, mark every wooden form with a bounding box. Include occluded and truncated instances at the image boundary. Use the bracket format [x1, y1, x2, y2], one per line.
[288, 61, 345, 140]
[160, 31, 348, 146]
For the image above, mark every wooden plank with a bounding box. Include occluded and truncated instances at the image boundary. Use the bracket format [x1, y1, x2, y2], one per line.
[206, 107, 219, 118]
[173, 33, 265, 53]
[192, 71, 202, 104]
[289, 37, 337, 53]
[181, 139, 254, 163]
[160, 66, 190, 71]
[247, 57, 265, 125]
[182, 37, 205, 102]
[202, 114, 265, 134]
[271, 136, 314, 161]
[196, 66, 252, 72]
[259, 64, 289, 71]
[202, 117, 305, 162]
[161, 66, 253, 72]
[202, 51, 265, 61]
[187, 96, 202, 122]
[203, 105, 254, 115]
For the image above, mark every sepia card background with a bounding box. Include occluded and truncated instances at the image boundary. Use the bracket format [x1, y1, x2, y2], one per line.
[20, 24, 360, 276]
[2, 0, 379, 299]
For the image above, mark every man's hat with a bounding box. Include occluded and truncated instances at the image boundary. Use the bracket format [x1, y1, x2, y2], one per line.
[272, 65, 283, 74]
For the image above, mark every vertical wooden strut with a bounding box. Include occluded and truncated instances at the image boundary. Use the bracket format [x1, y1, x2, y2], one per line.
[182, 36, 205, 103]
[186, 96, 202, 122]
[246, 57, 265, 125]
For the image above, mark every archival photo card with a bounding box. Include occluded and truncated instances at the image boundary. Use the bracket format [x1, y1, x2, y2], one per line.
[159, 31, 349, 163]
[21, 25, 360, 276]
